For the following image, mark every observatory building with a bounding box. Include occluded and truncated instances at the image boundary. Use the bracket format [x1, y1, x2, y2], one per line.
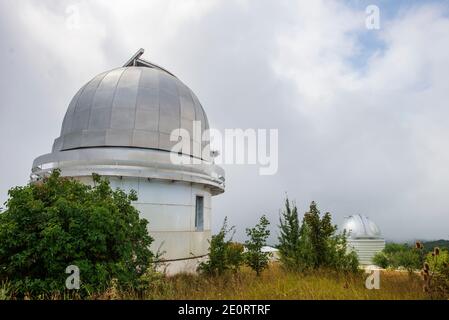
[31, 49, 225, 274]
[341, 215, 385, 266]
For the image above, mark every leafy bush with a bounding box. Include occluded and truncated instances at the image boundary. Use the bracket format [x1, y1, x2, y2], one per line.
[133, 267, 173, 300]
[372, 242, 423, 272]
[422, 248, 449, 299]
[383, 243, 410, 255]
[326, 231, 360, 273]
[198, 217, 243, 276]
[392, 250, 421, 273]
[0, 170, 153, 297]
[372, 252, 389, 269]
[226, 242, 245, 273]
[278, 199, 359, 273]
[245, 215, 271, 276]
[421, 240, 449, 253]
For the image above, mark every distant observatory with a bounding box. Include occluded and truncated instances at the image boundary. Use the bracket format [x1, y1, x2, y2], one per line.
[31, 49, 225, 274]
[341, 215, 385, 265]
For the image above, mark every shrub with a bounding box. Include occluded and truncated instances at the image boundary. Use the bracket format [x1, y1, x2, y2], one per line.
[278, 199, 359, 273]
[326, 231, 360, 273]
[226, 242, 245, 273]
[372, 252, 389, 269]
[198, 217, 243, 276]
[422, 248, 449, 299]
[245, 215, 271, 276]
[0, 170, 153, 297]
[384, 243, 410, 255]
[393, 250, 421, 273]
[0, 281, 12, 300]
[373, 242, 423, 272]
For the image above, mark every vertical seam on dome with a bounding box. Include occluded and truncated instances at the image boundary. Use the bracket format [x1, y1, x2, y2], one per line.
[87, 72, 109, 131]
[187, 89, 197, 125]
[67, 84, 88, 134]
[132, 68, 143, 140]
[360, 215, 368, 236]
[187, 88, 197, 159]
[108, 68, 127, 132]
[156, 71, 161, 139]
[174, 79, 182, 139]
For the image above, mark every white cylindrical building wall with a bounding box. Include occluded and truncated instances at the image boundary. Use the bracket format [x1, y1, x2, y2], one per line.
[347, 239, 386, 265]
[78, 176, 212, 261]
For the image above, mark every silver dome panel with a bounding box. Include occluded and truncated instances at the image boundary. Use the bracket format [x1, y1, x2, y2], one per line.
[341, 214, 383, 239]
[53, 66, 209, 160]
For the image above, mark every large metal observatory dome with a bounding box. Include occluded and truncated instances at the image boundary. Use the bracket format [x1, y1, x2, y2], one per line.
[53, 65, 210, 161]
[31, 49, 225, 274]
[341, 215, 385, 266]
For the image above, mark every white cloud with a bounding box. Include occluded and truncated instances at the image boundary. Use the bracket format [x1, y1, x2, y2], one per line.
[1, 0, 448, 241]
[271, 1, 449, 240]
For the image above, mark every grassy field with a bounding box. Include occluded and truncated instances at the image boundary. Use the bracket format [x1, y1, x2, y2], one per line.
[96, 263, 428, 300]
[1, 263, 430, 300]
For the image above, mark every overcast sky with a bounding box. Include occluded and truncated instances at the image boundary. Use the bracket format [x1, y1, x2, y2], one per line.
[1, 0, 448, 243]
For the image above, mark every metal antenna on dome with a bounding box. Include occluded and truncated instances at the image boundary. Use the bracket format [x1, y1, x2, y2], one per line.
[123, 48, 145, 67]
[122, 48, 177, 78]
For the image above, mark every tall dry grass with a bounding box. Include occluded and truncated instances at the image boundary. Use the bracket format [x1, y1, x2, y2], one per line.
[1, 263, 429, 300]
[113, 263, 427, 300]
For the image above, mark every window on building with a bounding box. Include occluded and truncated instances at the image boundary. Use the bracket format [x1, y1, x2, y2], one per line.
[195, 195, 204, 231]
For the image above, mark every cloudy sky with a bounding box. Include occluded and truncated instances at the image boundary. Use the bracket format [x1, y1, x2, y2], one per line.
[1, 0, 448, 243]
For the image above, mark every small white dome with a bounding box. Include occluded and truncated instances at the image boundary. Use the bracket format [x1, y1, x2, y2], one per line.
[341, 214, 383, 239]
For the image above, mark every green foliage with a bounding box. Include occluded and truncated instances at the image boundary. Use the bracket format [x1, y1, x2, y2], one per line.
[278, 199, 359, 273]
[226, 242, 245, 273]
[372, 243, 423, 272]
[302, 201, 336, 268]
[383, 243, 409, 255]
[0, 170, 154, 297]
[422, 248, 449, 299]
[325, 230, 360, 272]
[135, 267, 173, 299]
[198, 217, 243, 276]
[372, 252, 389, 269]
[0, 281, 12, 300]
[393, 250, 421, 273]
[245, 215, 271, 276]
[426, 248, 449, 271]
[421, 240, 449, 253]
[277, 198, 305, 271]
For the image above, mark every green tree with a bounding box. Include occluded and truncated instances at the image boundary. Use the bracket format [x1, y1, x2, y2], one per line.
[0, 170, 153, 297]
[302, 201, 337, 268]
[245, 215, 271, 276]
[226, 242, 245, 273]
[278, 198, 308, 271]
[372, 252, 390, 269]
[326, 230, 359, 272]
[198, 217, 242, 275]
[277, 200, 358, 272]
[372, 243, 423, 272]
[394, 250, 421, 273]
[384, 243, 409, 255]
